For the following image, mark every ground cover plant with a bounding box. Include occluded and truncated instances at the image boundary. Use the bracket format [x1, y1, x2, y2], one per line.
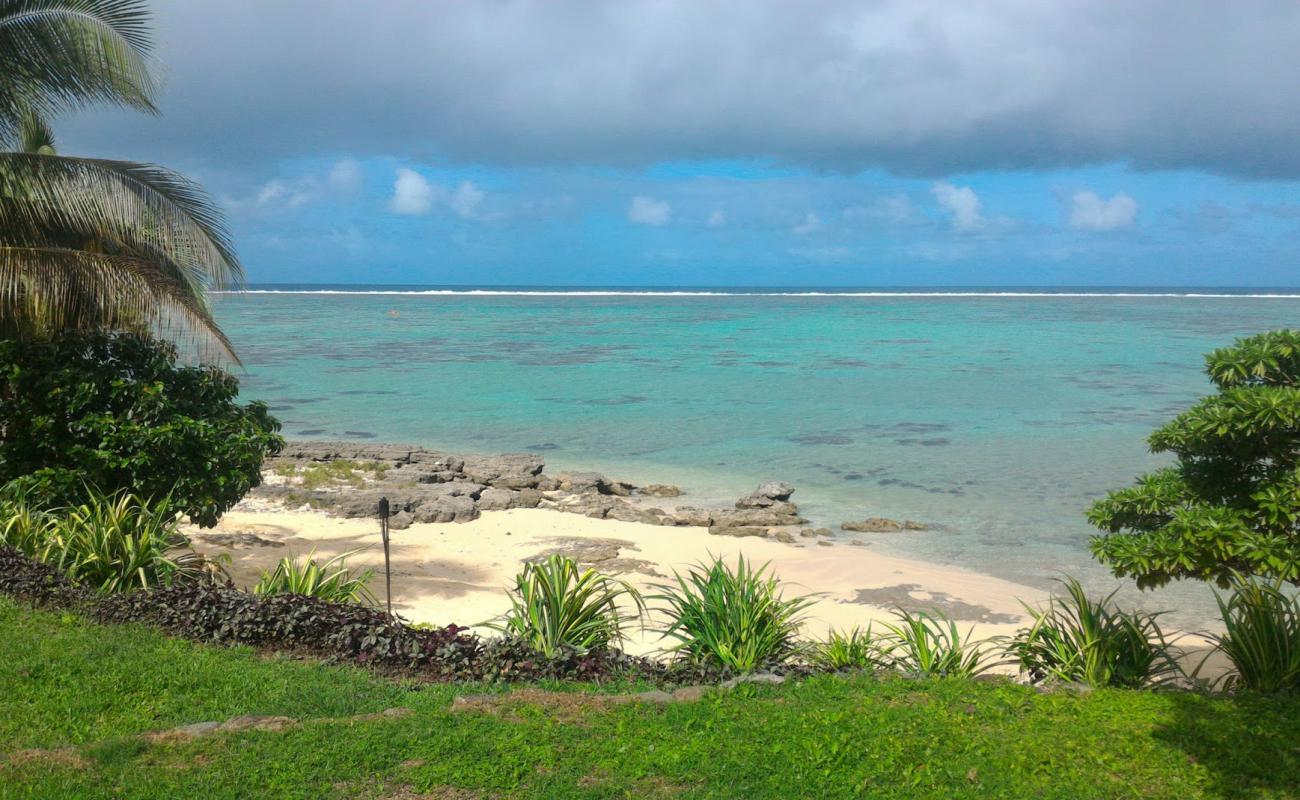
[1206, 579, 1300, 693]
[1010, 577, 1180, 688]
[878, 607, 998, 677]
[253, 549, 377, 605]
[0, 490, 209, 593]
[3, 597, 1300, 799]
[652, 555, 813, 672]
[491, 554, 644, 658]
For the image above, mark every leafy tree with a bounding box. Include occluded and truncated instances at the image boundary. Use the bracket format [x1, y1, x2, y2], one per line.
[0, 332, 283, 526]
[1088, 330, 1300, 588]
[0, 0, 242, 359]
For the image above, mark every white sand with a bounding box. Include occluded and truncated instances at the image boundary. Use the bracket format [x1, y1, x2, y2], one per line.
[187, 505, 1050, 656]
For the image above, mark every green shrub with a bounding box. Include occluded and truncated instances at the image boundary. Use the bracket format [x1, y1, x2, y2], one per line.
[1009, 577, 1179, 688]
[253, 550, 377, 606]
[652, 555, 812, 672]
[1088, 330, 1300, 587]
[1, 490, 209, 593]
[879, 608, 996, 677]
[1207, 579, 1300, 693]
[490, 555, 643, 658]
[0, 332, 283, 526]
[812, 625, 883, 671]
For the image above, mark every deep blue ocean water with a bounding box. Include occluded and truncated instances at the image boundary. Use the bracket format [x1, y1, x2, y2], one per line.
[216, 286, 1300, 628]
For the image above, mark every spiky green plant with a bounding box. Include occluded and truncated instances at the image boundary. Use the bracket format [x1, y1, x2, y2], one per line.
[0, 0, 244, 360]
[253, 550, 378, 606]
[1009, 577, 1179, 688]
[812, 625, 883, 671]
[1, 488, 209, 592]
[652, 555, 813, 672]
[1205, 579, 1300, 693]
[879, 608, 996, 678]
[490, 554, 643, 658]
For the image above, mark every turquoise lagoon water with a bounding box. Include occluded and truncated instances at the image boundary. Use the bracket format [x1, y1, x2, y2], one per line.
[216, 287, 1300, 629]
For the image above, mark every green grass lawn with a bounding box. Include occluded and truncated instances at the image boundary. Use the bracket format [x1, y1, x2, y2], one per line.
[2, 597, 1298, 799]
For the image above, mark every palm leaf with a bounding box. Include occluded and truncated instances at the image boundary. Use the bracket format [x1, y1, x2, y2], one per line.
[0, 245, 237, 360]
[17, 106, 55, 154]
[0, 152, 243, 291]
[0, 0, 156, 145]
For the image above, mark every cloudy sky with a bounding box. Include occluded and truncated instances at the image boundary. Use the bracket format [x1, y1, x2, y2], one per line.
[61, 1, 1300, 286]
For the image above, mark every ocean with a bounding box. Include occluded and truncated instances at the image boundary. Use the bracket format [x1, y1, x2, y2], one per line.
[215, 286, 1300, 629]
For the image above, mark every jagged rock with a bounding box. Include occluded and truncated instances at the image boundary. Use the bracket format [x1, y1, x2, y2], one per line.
[605, 503, 666, 525]
[387, 511, 413, 530]
[476, 487, 520, 511]
[555, 471, 605, 493]
[535, 475, 561, 492]
[666, 507, 713, 527]
[413, 470, 459, 484]
[554, 494, 621, 519]
[461, 453, 544, 488]
[601, 480, 635, 497]
[407, 452, 465, 472]
[708, 525, 770, 538]
[903, 520, 929, 531]
[640, 484, 682, 497]
[711, 508, 807, 528]
[842, 518, 905, 533]
[736, 481, 795, 508]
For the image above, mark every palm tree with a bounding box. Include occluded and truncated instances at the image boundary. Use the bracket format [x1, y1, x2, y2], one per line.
[0, 0, 243, 360]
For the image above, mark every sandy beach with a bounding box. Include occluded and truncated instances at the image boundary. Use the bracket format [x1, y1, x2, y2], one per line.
[187, 500, 1049, 656]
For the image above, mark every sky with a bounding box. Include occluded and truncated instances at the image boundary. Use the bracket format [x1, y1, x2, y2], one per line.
[60, 1, 1300, 287]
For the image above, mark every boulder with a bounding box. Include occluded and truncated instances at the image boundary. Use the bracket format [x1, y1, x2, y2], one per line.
[711, 508, 807, 528]
[461, 453, 545, 488]
[708, 525, 770, 538]
[411, 493, 478, 524]
[665, 507, 713, 527]
[640, 484, 682, 497]
[605, 503, 667, 526]
[601, 479, 635, 497]
[554, 471, 605, 494]
[841, 518, 903, 533]
[387, 511, 414, 530]
[773, 530, 797, 544]
[736, 481, 795, 508]
[476, 487, 523, 511]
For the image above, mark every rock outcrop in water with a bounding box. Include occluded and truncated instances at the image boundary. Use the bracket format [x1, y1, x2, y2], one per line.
[256, 441, 915, 540]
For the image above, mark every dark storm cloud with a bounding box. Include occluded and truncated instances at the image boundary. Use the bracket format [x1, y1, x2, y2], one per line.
[59, 0, 1300, 178]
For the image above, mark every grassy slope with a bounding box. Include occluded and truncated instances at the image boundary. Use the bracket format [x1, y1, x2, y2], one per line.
[1, 598, 1298, 800]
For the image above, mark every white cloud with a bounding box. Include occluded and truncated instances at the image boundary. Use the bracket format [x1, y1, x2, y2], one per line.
[932, 182, 984, 232]
[327, 158, 363, 192]
[793, 212, 821, 234]
[389, 168, 434, 215]
[450, 180, 486, 219]
[707, 208, 727, 228]
[628, 195, 672, 226]
[1068, 191, 1137, 231]
[255, 178, 315, 208]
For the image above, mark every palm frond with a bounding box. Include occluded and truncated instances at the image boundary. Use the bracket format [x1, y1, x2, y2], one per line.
[0, 153, 243, 292]
[0, 245, 237, 361]
[0, 0, 156, 144]
[18, 106, 55, 154]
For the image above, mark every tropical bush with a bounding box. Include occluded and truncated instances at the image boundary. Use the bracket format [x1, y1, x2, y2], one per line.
[491, 555, 643, 658]
[1207, 579, 1300, 693]
[653, 555, 812, 672]
[878, 608, 996, 677]
[1, 0, 245, 357]
[1089, 330, 1300, 588]
[1009, 577, 1179, 688]
[254, 550, 377, 606]
[812, 625, 883, 671]
[0, 490, 209, 593]
[0, 332, 283, 526]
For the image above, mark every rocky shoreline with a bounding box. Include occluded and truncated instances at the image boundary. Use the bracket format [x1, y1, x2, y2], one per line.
[252, 441, 928, 542]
